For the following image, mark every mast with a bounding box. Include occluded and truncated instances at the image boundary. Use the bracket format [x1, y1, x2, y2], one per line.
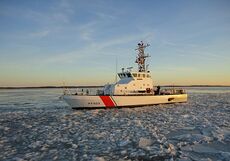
[115, 56, 118, 83]
[135, 41, 150, 72]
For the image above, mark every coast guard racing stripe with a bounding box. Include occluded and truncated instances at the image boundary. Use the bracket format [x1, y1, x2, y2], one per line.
[99, 96, 116, 108]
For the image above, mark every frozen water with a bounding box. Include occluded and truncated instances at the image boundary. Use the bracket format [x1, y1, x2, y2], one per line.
[0, 87, 229, 160]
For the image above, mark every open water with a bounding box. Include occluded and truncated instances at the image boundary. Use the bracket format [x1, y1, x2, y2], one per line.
[0, 87, 229, 161]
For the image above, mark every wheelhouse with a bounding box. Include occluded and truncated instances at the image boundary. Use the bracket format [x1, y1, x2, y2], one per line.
[117, 72, 151, 79]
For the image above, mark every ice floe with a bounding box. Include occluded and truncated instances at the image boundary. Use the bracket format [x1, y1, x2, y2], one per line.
[0, 89, 229, 160]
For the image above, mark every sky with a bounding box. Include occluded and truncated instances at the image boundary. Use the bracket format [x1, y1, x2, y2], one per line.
[0, 0, 230, 86]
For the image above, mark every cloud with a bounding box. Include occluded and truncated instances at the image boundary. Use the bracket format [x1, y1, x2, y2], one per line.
[153, 66, 197, 73]
[176, 49, 230, 61]
[80, 31, 93, 41]
[91, 32, 155, 50]
[2, 0, 74, 26]
[160, 39, 199, 48]
[94, 12, 117, 20]
[44, 31, 155, 64]
[165, 67, 196, 72]
[76, 10, 119, 42]
[78, 21, 98, 41]
[29, 30, 50, 38]
[158, 38, 230, 61]
[24, 9, 70, 26]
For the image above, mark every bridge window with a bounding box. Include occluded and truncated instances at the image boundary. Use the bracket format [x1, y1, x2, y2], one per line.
[132, 73, 137, 77]
[138, 74, 141, 77]
[127, 73, 132, 77]
[143, 74, 145, 78]
[118, 73, 125, 78]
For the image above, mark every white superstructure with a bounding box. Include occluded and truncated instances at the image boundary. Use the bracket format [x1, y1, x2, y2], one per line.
[104, 71, 153, 96]
[62, 41, 187, 109]
[104, 42, 153, 96]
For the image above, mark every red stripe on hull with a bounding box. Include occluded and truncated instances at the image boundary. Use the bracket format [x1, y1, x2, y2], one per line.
[99, 96, 115, 108]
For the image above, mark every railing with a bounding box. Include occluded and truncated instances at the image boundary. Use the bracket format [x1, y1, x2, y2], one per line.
[160, 88, 186, 95]
[64, 87, 103, 96]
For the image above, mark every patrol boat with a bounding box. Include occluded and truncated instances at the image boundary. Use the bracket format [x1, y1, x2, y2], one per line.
[62, 42, 187, 109]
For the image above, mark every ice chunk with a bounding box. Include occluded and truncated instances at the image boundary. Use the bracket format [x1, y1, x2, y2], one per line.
[138, 137, 152, 149]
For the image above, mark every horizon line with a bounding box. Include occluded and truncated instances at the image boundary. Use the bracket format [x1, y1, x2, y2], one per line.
[0, 85, 230, 89]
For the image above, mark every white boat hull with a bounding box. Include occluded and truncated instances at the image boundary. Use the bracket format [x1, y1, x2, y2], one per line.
[62, 94, 187, 109]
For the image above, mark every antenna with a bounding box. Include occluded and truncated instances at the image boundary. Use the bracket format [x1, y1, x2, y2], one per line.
[146, 64, 149, 71]
[115, 56, 118, 83]
[62, 81, 71, 95]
